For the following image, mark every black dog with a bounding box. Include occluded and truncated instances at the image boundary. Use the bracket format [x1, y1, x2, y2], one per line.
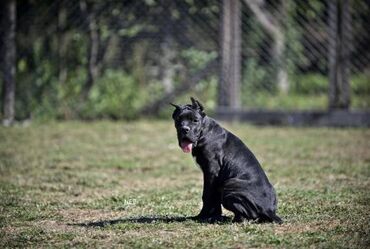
[171, 97, 282, 223]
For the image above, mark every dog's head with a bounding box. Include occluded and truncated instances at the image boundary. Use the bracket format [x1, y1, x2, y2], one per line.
[171, 97, 206, 153]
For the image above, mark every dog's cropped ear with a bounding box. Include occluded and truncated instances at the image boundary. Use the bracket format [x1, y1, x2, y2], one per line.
[190, 97, 205, 116]
[170, 103, 181, 119]
[170, 103, 181, 110]
[190, 97, 203, 111]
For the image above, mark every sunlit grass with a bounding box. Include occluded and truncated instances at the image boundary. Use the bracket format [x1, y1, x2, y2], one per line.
[0, 120, 369, 248]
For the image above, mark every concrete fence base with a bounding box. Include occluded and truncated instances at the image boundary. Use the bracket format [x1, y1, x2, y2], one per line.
[215, 109, 370, 127]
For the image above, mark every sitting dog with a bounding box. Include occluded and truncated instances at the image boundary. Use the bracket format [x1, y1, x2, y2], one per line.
[171, 97, 282, 223]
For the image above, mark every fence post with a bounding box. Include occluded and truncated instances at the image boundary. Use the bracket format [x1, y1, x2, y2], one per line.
[328, 0, 351, 110]
[1, 0, 17, 126]
[218, 0, 241, 109]
[340, 0, 351, 108]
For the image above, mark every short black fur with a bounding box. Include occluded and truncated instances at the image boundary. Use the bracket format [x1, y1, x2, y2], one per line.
[171, 97, 282, 223]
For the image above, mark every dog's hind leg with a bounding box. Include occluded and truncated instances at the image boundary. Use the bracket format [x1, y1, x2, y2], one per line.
[223, 195, 257, 222]
[221, 178, 282, 223]
[221, 189, 259, 222]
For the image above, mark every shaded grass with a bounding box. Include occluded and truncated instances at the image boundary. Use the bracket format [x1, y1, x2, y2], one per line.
[0, 120, 369, 248]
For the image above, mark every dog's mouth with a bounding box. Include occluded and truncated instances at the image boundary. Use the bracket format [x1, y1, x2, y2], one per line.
[180, 138, 194, 153]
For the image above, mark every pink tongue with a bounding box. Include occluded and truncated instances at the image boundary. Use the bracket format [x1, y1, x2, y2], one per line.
[181, 141, 193, 153]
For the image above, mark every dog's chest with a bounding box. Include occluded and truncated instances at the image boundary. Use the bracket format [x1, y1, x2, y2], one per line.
[192, 149, 221, 174]
[192, 152, 208, 171]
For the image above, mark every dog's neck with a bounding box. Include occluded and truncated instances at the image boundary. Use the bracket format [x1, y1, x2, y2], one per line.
[192, 116, 226, 152]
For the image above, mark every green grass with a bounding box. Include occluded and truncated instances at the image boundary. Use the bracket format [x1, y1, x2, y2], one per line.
[0, 120, 369, 248]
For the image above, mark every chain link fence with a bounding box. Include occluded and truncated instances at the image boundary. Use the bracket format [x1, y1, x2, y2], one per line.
[2, 0, 369, 120]
[237, 0, 369, 111]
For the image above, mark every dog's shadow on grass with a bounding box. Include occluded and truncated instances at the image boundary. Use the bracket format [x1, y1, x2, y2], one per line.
[71, 215, 231, 228]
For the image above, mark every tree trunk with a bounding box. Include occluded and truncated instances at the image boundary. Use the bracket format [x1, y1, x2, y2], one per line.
[80, 0, 99, 99]
[243, 0, 288, 94]
[1, 0, 17, 126]
[160, 36, 176, 93]
[218, 0, 241, 109]
[328, 0, 351, 110]
[159, 0, 176, 94]
[57, 1, 68, 85]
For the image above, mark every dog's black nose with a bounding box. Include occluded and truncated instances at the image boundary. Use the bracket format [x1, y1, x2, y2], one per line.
[181, 126, 190, 134]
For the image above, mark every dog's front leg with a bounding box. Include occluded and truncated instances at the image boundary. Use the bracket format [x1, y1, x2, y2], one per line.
[197, 172, 222, 221]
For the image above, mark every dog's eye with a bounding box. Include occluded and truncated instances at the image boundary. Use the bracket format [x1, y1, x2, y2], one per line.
[193, 118, 199, 123]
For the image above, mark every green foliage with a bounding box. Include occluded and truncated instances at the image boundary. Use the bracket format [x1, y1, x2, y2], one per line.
[352, 73, 370, 95]
[241, 71, 370, 109]
[242, 9, 277, 96]
[5, 0, 369, 121]
[181, 48, 217, 72]
[83, 70, 143, 120]
[284, 2, 309, 82]
[17, 60, 59, 120]
[291, 72, 370, 97]
[158, 76, 218, 119]
[292, 74, 328, 95]
[242, 59, 272, 95]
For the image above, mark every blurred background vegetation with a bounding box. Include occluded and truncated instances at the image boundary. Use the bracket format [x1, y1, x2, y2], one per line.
[0, 0, 369, 121]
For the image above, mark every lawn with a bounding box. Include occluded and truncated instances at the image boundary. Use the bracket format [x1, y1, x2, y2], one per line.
[0, 120, 369, 248]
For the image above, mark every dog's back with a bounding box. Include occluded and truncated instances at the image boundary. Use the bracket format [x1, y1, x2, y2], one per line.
[198, 117, 282, 223]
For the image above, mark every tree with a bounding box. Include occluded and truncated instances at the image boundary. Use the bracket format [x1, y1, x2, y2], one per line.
[80, 0, 100, 100]
[243, 0, 288, 94]
[218, 0, 242, 109]
[57, 0, 68, 85]
[1, 0, 17, 126]
[328, 0, 351, 109]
